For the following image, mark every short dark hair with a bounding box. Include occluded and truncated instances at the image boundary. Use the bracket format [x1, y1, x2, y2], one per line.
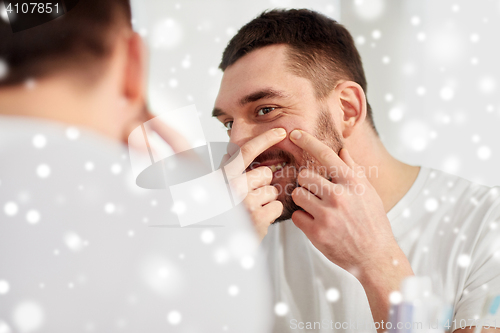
[0, 0, 132, 87]
[220, 9, 376, 132]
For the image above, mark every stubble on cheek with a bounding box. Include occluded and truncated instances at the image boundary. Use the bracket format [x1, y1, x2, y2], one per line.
[271, 107, 343, 222]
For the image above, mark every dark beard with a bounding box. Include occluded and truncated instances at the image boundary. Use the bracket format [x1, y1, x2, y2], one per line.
[274, 107, 343, 222]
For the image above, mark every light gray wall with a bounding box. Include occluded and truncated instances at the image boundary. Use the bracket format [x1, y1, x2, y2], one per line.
[132, 0, 500, 186]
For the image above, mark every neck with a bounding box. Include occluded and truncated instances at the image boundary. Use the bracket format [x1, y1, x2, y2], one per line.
[0, 76, 118, 139]
[346, 127, 420, 213]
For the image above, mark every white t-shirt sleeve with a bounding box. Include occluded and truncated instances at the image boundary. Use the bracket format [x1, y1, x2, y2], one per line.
[452, 191, 500, 331]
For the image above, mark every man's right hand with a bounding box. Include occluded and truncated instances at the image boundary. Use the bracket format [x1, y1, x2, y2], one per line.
[222, 128, 287, 240]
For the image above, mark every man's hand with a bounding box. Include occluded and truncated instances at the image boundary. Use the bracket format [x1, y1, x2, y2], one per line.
[289, 129, 414, 332]
[222, 128, 287, 240]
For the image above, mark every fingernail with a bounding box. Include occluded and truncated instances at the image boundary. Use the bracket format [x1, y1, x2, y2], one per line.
[290, 130, 302, 140]
[274, 128, 286, 137]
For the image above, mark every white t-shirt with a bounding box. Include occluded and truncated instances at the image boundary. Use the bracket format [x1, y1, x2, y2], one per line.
[0, 116, 273, 333]
[263, 166, 500, 332]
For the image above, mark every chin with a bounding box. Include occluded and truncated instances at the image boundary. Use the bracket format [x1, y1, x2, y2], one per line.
[271, 182, 303, 223]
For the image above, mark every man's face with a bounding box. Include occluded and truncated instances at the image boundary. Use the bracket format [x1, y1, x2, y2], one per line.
[214, 44, 343, 221]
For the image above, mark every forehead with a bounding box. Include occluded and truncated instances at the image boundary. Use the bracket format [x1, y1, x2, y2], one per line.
[215, 44, 314, 111]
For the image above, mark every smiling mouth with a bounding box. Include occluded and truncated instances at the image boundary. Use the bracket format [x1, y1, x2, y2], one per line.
[268, 161, 287, 172]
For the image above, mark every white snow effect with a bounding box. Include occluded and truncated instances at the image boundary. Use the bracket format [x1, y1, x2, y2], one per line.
[0, 320, 12, 333]
[326, 4, 335, 14]
[402, 208, 411, 218]
[167, 311, 182, 325]
[24, 79, 36, 90]
[388, 106, 404, 122]
[470, 34, 480, 43]
[410, 16, 421, 26]
[36, 164, 51, 178]
[157, 267, 169, 279]
[104, 203, 116, 214]
[84, 161, 94, 171]
[274, 302, 289, 316]
[371, 30, 382, 40]
[382, 56, 391, 64]
[152, 19, 183, 49]
[181, 55, 191, 68]
[353, 0, 385, 21]
[228, 232, 259, 260]
[32, 135, 47, 149]
[0, 3, 9, 23]
[138, 28, 148, 37]
[416, 32, 426, 42]
[26, 210, 40, 224]
[142, 256, 184, 296]
[416, 86, 426, 96]
[478, 77, 496, 94]
[400, 120, 430, 151]
[425, 198, 439, 212]
[64, 232, 84, 252]
[0, 58, 8, 80]
[192, 186, 209, 203]
[0, 280, 10, 294]
[440, 86, 454, 101]
[326, 288, 340, 302]
[427, 30, 463, 65]
[240, 255, 255, 270]
[4, 202, 18, 216]
[228, 285, 240, 296]
[457, 254, 471, 268]
[384, 93, 394, 102]
[389, 291, 402, 304]
[208, 67, 218, 76]
[214, 247, 230, 264]
[12, 301, 45, 332]
[110, 163, 122, 175]
[402, 62, 416, 75]
[171, 201, 186, 215]
[66, 127, 80, 140]
[442, 155, 461, 174]
[169, 79, 178, 88]
[200, 230, 215, 244]
[477, 146, 492, 160]
[355, 35, 366, 45]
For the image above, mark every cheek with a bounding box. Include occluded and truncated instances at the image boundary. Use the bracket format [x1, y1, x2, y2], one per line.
[272, 124, 314, 163]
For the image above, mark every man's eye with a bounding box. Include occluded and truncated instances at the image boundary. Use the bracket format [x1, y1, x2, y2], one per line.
[223, 121, 233, 130]
[257, 107, 276, 116]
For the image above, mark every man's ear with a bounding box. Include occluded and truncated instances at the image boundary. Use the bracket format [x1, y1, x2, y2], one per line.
[121, 32, 150, 144]
[334, 81, 367, 138]
[123, 32, 148, 106]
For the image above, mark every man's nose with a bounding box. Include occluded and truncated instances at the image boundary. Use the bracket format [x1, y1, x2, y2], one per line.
[229, 120, 262, 152]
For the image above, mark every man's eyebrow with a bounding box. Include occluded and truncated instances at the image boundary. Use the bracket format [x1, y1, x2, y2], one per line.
[212, 107, 226, 118]
[239, 88, 288, 106]
[212, 88, 289, 118]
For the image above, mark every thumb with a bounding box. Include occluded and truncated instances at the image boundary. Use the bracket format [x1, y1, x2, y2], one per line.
[339, 148, 356, 169]
[291, 210, 314, 234]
